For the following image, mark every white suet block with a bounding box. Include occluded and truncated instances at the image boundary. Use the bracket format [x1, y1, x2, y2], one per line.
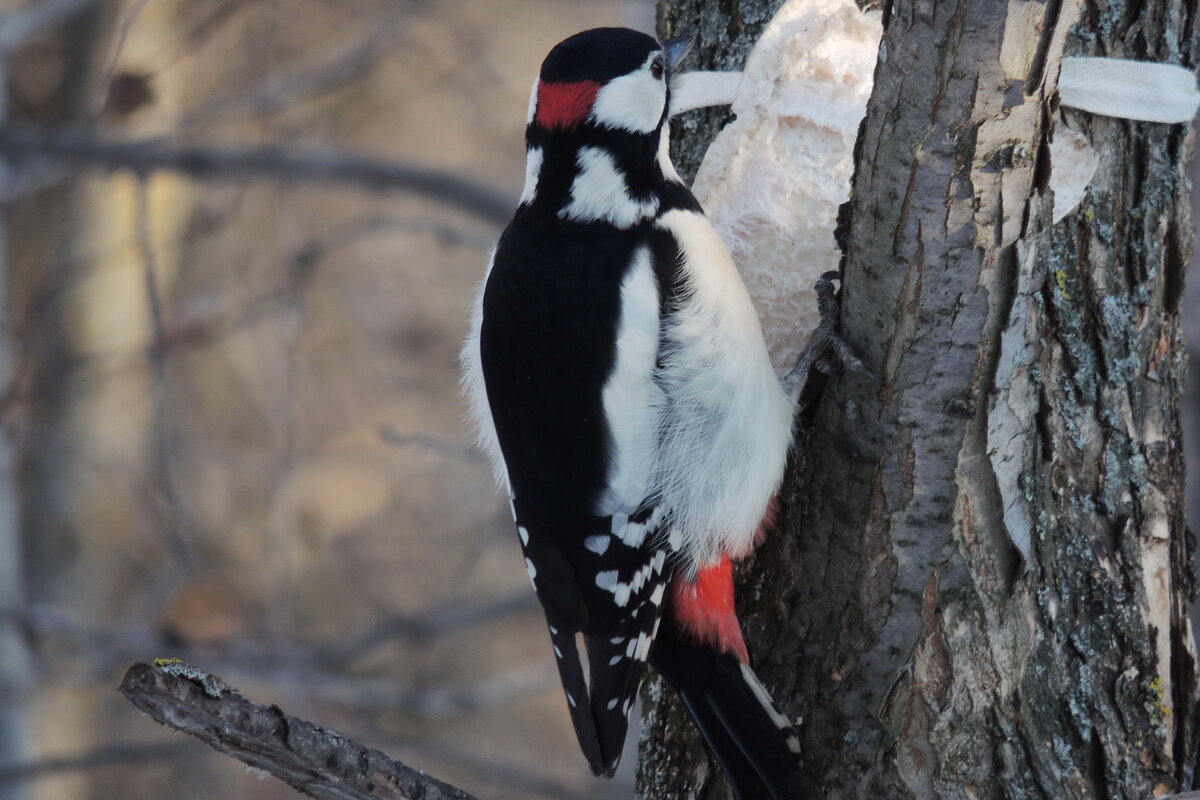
[691, 0, 881, 373]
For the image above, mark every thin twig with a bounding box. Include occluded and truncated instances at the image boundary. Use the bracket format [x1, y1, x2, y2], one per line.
[6, 593, 539, 683]
[0, 125, 513, 225]
[119, 661, 481, 800]
[378, 425, 487, 468]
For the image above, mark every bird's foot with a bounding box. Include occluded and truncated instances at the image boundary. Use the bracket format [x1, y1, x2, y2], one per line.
[785, 271, 877, 396]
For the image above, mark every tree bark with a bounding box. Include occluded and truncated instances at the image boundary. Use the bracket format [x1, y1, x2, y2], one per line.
[644, 1, 1199, 798]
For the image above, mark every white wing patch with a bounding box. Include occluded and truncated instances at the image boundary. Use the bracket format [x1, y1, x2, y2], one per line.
[595, 246, 661, 520]
[560, 147, 659, 227]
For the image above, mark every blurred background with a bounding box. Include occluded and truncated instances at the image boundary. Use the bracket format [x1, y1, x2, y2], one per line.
[0, 1, 1195, 799]
[0, 1, 654, 798]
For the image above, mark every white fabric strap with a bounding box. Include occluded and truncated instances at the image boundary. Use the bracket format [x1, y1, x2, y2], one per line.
[1058, 57, 1199, 123]
[674, 60, 1199, 125]
[669, 71, 742, 116]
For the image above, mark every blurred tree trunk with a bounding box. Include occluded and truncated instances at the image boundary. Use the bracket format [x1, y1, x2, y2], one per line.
[5, 2, 117, 797]
[642, 1, 1199, 798]
[0, 30, 30, 800]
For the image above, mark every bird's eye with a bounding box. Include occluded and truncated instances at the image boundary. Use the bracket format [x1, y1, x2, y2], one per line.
[650, 58, 664, 80]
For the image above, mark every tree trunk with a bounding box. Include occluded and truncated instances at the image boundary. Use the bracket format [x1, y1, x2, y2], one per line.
[642, 1, 1199, 798]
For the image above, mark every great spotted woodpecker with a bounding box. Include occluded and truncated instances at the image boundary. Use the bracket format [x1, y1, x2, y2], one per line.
[462, 27, 804, 800]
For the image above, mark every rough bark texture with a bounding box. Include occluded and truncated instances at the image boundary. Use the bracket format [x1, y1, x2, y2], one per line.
[643, 1, 1199, 798]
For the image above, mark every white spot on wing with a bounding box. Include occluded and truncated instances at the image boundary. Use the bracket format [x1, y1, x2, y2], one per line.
[635, 632, 652, 661]
[606, 697, 619, 710]
[560, 147, 658, 227]
[614, 582, 632, 608]
[595, 571, 619, 591]
[619, 520, 649, 548]
[518, 526, 529, 546]
[609, 654, 622, 666]
[525, 558, 537, 583]
[553, 644, 563, 658]
[650, 582, 665, 605]
[584, 535, 611, 555]
[631, 563, 649, 593]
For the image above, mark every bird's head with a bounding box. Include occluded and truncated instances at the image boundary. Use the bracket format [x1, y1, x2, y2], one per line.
[528, 27, 692, 137]
[516, 28, 693, 224]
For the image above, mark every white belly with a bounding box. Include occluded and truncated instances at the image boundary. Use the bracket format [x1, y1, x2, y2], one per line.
[653, 209, 795, 572]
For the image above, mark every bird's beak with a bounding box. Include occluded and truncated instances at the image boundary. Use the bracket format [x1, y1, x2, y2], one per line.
[662, 35, 694, 74]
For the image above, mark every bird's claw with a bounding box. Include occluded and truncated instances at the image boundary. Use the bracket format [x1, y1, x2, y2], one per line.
[785, 272, 877, 393]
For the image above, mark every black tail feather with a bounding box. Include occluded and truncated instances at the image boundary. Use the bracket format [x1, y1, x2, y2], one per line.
[650, 619, 803, 800]
[548, 627, 607, 775]
[584, 631, 650, 776]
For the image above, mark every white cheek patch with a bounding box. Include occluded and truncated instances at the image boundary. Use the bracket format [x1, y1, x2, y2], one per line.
[589, 68, 667, 134]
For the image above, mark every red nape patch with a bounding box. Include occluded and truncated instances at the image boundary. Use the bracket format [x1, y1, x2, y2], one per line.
[668, 559, 750, 663]
[534, 80, 601, 131]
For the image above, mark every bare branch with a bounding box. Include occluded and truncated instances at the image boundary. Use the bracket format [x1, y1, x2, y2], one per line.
[0, 124, 513, 225]
[9, 595, 540, 705]
[118, 661, 482, 800]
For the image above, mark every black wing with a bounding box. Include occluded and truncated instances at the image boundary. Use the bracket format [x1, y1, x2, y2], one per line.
[480, 219, 672, 774]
